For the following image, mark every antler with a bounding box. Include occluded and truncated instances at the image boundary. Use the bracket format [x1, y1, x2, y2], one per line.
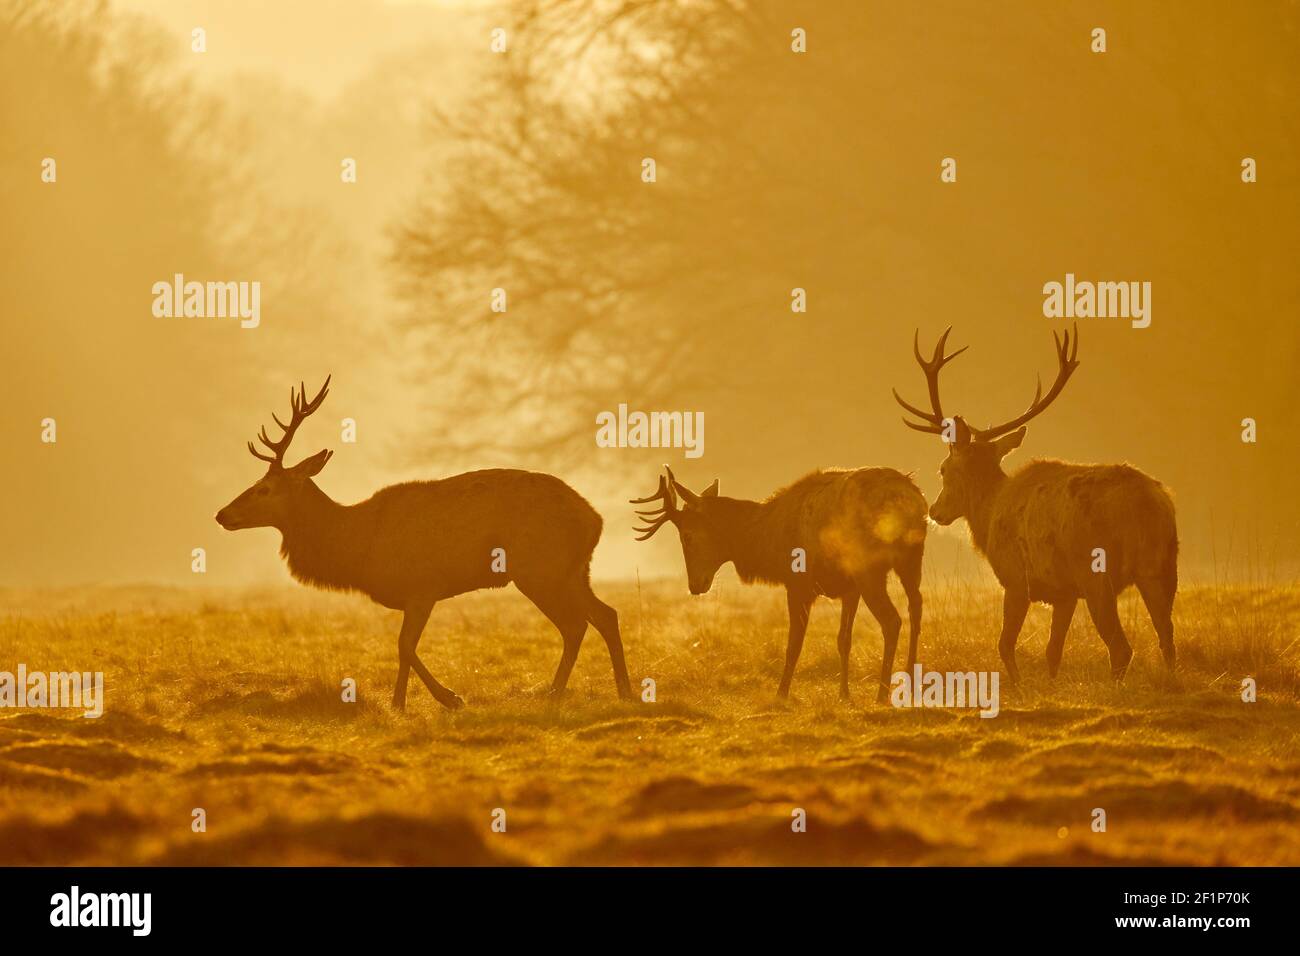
[969, 325, 1079, 441]
[247, 376, 332, 469]
[892, 327, 969, 434]
[629, 471, 680, 541]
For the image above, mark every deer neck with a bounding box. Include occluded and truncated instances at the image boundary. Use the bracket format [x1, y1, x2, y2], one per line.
[716, 498, 782, 583]
[278, 483, 363, 591]
[964, 469, 1008, 554]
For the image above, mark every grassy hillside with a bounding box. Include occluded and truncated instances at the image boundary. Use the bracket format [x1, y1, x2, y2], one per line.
[0, 579, 1296, 865]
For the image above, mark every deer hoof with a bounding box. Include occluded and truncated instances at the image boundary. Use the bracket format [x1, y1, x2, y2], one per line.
[442, 694, 465, 710]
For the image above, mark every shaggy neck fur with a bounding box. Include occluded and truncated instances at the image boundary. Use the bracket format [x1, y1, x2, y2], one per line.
[963, 466, 1009, 554]
[277, 482, 367, 592]
[711, 497, 793, 585]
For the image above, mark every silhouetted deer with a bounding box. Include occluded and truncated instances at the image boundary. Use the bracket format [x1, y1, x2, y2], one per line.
[894, 327, 1177, 681]
[215, 378, 633, 709]
[632, 465, 927, 701]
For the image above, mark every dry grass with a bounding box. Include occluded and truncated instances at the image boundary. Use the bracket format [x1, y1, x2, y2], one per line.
[1, 577, 1298, 865]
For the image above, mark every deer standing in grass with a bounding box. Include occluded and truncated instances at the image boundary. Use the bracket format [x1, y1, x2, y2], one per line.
[215, 378, 633, 709]
[632, 465, 927, 702]
[893, 327, 1178, 682]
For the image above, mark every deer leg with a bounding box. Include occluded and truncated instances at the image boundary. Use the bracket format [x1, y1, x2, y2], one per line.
[406, 655, 466, 710]
[896, 548, 924, 673]
[1136, 577, 1177, 674]
[540, 598, 587, 697]
[1083, 585, 1133, 680]
[393, 600, 463, 711]
[550, 621, 587, 695]
[999, 589, 1030, 684]
[517, 580, 589, 696]
[584, 588, 633, 700]
[1046, 599, 1077, 678]
[392, 601, 433, 710]
[860, 575, 902, 704]
[836, 592, 860, 701]
[777, 589, 813, 699]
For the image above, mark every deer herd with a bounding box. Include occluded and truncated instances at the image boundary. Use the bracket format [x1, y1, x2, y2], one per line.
[216, 326, 1178, 711]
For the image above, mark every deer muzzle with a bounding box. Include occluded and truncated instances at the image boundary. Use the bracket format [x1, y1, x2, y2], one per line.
[927, 497, 959, 526]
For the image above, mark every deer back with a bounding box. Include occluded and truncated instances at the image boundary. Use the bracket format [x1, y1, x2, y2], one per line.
[736, 468, 927, 591]
[986, 459, 1177, 600]
[287, 469, 602, 609]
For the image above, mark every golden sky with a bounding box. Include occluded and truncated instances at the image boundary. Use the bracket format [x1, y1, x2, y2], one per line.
[2, 0, 1297, 588]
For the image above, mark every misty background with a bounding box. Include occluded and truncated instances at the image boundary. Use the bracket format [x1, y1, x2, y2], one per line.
[2, 0, 1297, 590]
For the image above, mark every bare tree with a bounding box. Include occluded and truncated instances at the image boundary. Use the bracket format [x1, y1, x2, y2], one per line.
[393, 0, 878, 465]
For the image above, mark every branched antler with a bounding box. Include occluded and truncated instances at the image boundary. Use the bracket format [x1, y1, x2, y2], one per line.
[629, 471, 680, 540]
[892, 327, 969, 435]
[894, 327, 1080, 442]
[970, 325, 1079, 441]
[247, 377, 332, 469]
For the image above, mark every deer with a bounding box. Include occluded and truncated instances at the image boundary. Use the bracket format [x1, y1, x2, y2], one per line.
[893, 326, 1178, 683]
[631, 465, 928, 702]
[215, 377, 634, 709]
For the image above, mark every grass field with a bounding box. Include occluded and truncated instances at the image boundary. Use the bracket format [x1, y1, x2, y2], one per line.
[1, 577, 1297, 865]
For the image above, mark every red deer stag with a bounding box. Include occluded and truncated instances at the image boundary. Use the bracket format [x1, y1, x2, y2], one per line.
[215, 378, 633, 709]
[631, 465, 927, 702]
[893, 327, 1177, 681]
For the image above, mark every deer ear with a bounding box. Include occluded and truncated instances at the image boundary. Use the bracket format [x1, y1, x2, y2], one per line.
[702, 478, 719, 498]
[665, 465, 700, 507]
[993, 428, 1027, 459]
[952, 416, 973, 446]
[292, 449, 333, 477]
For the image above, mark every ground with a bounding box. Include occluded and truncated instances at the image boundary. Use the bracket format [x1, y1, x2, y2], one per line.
[0, 578, 1297, 865]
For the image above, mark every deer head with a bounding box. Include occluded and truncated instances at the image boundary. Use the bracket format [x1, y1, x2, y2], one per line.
[215, 377, 333, 531]
[894, 327, 1079, 525]
[631, 465, 722, 594]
